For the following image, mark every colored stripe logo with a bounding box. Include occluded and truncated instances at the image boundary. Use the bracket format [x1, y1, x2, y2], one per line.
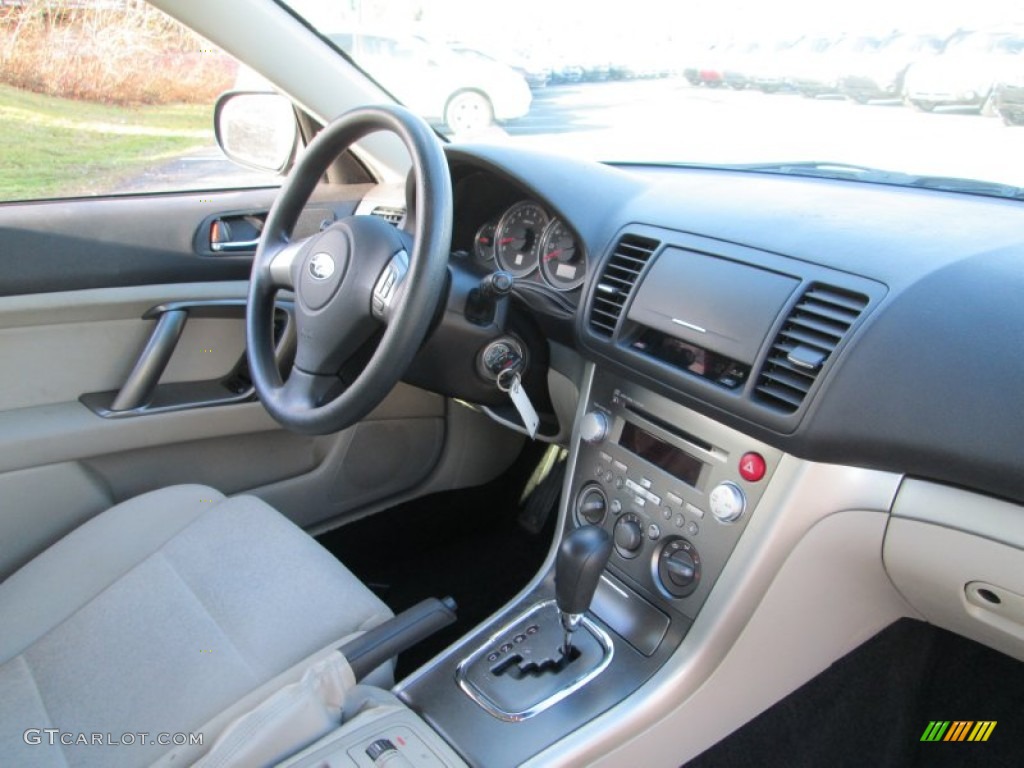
[920, 721, 996, 742]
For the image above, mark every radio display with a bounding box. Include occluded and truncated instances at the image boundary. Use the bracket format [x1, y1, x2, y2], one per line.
[619, 422, 704, 487]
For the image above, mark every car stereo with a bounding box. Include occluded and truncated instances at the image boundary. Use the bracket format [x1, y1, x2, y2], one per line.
[570, 368, 781, 618]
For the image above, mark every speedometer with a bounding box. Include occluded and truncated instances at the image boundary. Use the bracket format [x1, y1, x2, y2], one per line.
[539, 218, 585, 290]
[494, 201, 549, 278]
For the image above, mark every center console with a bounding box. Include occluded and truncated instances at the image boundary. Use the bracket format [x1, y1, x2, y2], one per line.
[395, 364, 781, 767]
[570, 369, 778, 627]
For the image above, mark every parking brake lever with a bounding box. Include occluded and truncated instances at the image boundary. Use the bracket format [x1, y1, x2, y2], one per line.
[338, 596, 457, 681]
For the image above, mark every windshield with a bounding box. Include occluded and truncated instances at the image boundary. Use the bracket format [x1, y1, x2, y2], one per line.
[280, 0, 1024, 191]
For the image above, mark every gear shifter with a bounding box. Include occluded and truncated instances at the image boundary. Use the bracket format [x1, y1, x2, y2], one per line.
[555, 525, 612, 656]
[457, 524, 616, 719]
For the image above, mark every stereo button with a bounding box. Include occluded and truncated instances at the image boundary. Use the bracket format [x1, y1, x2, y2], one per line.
[614, 515, 644, 558]
[580, 412, 609, 444]
[709, 482, 746, 524]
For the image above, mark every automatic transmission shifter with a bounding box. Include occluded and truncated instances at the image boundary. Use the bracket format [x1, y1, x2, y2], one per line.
[457, 524, 616, 719]
[555, 525, 612, 655]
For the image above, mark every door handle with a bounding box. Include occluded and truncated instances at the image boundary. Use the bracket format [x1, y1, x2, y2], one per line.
[210, 238, 261, 253]
[209, 215, 265, 253]
[110, 309, 188, 411]
[80, 299, 294, 418]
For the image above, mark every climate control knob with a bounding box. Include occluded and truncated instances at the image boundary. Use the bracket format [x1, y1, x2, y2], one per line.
[575, 485, 608, 526]
[613, 514, 644, 559]
[580, 411, 610, 444]
[709, 481, 747, 524]
[657, 537, 702, 598]
[664, 549, 696, 587]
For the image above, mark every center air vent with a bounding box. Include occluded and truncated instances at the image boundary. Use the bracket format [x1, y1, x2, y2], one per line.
[588, 234, 659, 337]
[370, 206, 404, 226]
[755, 284, 869, 413]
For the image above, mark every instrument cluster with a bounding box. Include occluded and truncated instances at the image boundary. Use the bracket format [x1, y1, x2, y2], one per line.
[470, 199, 586, 292]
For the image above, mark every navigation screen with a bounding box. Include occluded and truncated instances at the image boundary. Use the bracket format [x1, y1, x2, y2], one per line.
[619, 422, 704, 487]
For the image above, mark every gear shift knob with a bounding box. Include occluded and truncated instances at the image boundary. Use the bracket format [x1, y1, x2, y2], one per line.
[555, 525, 612, 654]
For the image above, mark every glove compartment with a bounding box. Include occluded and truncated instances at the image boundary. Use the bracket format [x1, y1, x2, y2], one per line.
[884, 478, 1024, 663]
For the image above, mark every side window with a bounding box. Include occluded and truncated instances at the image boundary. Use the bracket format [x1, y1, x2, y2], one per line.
[0, 2, 281, 203]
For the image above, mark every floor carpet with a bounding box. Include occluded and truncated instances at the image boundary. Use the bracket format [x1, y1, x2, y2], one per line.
[317, 441, 556, 679]
[687, 618, 1024, 767]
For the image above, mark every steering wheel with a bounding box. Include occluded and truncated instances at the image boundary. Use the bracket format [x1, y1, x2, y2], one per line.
[246, 105, 452, 435]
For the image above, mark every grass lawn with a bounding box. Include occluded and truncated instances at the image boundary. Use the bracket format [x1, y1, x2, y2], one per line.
[0, 83, 212, 201]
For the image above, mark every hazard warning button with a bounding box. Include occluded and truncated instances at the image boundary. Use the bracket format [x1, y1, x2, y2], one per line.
[739, 452, 766, 483]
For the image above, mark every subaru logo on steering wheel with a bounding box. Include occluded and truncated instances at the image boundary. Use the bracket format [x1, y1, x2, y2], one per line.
[309, 253, 335, 281]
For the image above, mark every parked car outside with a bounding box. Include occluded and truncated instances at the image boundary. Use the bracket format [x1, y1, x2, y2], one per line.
[546, 54, 585, 84]
[778, 35, 839, 94]
[840, 32, 948, 103]
[993, 74, 1024, 124]
[567, 37, 614, 82]
[790, 34, 890, 98]
[449, 42, 550, 90]
[329, 29, 532, 134]
[743, 37, 804, 93]
[613, 39, 678, 80]
[903, 30, 1024, 112]
[683, 42, 727, 87]
[722, 41, 763, 90]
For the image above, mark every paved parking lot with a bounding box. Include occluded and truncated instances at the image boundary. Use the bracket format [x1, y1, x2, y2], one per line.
[483, 79, 1024, 188]
[133, 79, 1024, 194]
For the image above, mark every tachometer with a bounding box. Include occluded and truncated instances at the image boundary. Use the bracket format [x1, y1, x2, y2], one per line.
[539, 218, 585, 290]
[473, 221, 497, 264]
[494, 201, 549, 278]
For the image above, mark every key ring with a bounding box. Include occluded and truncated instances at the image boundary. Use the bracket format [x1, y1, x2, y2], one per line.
[497, 367, 517, 393]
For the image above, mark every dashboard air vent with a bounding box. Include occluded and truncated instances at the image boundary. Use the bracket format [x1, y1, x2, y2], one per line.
[588, 234, 659, 337]
[754, 284, 869, 413]
[370, 206, 404, 226]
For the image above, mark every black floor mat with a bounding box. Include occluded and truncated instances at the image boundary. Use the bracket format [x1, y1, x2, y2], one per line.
[317, 441, 555, 680]
[687, 619, 1024, 768]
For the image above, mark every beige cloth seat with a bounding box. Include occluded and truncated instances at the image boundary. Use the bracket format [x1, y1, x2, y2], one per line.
[0, 484, 392, 768]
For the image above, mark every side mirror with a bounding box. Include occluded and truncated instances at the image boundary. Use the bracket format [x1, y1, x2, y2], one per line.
[214, 91, 298, 175]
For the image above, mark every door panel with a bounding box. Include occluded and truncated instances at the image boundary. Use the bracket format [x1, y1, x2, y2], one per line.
[0, 282, 250, 410]
[0, 187, 460, 581]
[0, 184, 372, 296]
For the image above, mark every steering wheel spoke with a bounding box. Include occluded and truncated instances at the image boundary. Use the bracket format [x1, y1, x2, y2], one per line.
[279, 367, 337, 411]
[266, 237, 310, 290]
[371, 249, 410, 322]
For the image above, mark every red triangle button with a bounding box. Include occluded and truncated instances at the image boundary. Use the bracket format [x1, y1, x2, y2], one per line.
[739, 452, 766, 482]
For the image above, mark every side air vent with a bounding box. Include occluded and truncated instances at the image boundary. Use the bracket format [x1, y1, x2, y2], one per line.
[755, 284, 869, 413]
[588, 234, 659, 337]
[370, 206, 404, 226]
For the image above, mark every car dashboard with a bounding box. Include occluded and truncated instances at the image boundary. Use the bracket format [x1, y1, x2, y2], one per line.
[372, 144, 1024, 766]
[443, 144, 1024, 505]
